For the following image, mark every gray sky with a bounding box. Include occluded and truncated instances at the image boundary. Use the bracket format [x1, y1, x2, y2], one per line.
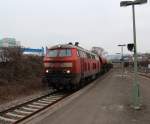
[0, 0, 149, 54]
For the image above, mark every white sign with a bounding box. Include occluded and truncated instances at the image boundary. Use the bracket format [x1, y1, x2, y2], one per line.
[148, 64, 150, 69]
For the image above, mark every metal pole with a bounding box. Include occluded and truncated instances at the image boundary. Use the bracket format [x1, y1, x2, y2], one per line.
[121, 46, 124, 78]
[132, 4, 140, 109]
[118, 45, 125, 77]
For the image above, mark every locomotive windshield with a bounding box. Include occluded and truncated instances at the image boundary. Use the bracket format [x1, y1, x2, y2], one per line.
[47, 49, 71, 57]
[47, 50, 58, 57]
[59, 49, 71, 57]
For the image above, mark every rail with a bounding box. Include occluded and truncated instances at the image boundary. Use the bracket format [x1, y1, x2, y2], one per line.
[0, 90, 71, 124]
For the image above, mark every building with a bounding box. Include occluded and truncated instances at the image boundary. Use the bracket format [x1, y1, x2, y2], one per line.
[0, 38, 21, 47]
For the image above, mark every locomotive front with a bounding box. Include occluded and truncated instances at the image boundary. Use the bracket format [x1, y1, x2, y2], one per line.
[43, 45, 80, 90]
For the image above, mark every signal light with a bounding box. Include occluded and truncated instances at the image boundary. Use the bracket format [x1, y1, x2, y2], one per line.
[127, 43, 134, 52]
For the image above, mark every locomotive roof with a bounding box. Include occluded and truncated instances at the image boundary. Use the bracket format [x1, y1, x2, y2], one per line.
[49, 44, 97, 56]
[49, 44, 78, 49]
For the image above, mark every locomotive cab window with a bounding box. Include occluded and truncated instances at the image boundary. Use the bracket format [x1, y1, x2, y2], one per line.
[78, 50, 84, 58]
[47, 50, 58, 57]
[59, 49, 71, 57]
[77, 50, 80, 57]
[47, 49, 71, 57]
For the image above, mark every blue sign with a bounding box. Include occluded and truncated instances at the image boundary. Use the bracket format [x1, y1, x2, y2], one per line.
[22, 47, 44, 56]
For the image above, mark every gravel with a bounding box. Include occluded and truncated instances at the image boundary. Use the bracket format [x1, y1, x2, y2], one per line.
[0, 89, 50, 112]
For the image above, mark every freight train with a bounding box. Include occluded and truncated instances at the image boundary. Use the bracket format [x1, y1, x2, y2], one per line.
[43, 42, 112, 90]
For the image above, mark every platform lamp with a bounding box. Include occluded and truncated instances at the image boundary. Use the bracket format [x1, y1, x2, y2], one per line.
[120, 0, 147, 109]
[118, 44, 126, 78]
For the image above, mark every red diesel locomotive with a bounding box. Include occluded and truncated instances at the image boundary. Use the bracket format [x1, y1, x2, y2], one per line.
[43, 43, 107, 90]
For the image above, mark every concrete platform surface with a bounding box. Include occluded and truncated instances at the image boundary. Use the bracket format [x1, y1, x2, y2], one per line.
[35, 69, 150, 124]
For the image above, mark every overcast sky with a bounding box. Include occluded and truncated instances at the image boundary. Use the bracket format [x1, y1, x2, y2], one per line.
[0, 0, 149, 54]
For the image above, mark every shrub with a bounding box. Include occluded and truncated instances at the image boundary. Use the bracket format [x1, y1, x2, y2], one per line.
[0, 47, 43, 82]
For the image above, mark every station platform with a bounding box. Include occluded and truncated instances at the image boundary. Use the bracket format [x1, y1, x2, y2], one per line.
[29, 68, 150, 124]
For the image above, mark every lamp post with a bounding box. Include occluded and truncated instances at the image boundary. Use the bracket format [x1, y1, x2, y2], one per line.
[116, 53, 121, 70]
[120, 0, 147, 109]
[118, 44, 126, 78]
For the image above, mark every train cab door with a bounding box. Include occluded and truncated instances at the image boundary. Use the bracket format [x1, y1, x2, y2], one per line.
[78, 50, 84, 79]
[80, 58, 84, 79]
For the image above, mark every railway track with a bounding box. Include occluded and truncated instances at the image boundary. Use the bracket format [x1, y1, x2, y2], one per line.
[0, 90, 71, 124]
[139, 73, 150, 79]
[129, 71, 150, 79]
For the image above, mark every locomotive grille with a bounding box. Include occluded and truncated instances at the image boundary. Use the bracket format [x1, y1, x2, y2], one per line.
[46, 69, 73, 79]
[50, 70, 64, 74]
[47, 69, 67, 76]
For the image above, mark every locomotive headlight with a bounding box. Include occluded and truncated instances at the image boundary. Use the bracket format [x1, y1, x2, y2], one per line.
[45, 69, 49, 73]
[66, 70, 71, 74]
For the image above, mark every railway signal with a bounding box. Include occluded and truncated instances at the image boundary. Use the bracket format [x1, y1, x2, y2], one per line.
[127, 43, 134, 52]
